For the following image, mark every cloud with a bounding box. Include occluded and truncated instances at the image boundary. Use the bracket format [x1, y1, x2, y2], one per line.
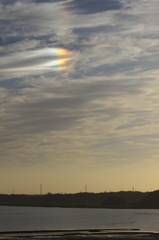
[0, 1, 66, 37]
[65, 0, 123, 14]
[0, 47, 72, 80]
[1, 0, 159, 174]
[0, 74, 157, 140]
[0, 39, 41, 52]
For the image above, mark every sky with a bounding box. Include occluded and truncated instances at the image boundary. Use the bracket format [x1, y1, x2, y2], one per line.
[1, 0, 159, 194]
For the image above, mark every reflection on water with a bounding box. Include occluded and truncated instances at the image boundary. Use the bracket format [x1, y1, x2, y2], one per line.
[107, 221, 135, 226]
[0, 206, 159, 232]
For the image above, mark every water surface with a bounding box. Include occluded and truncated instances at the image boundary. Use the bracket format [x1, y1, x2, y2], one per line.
[1, 206, 159, 232]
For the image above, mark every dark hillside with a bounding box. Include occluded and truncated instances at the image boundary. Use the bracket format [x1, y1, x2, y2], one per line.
[0, 191, 147, 208]
[137, 190, 159, 208]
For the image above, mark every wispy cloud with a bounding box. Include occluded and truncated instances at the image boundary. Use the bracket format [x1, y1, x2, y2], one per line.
[0, 47, 72, 80]
[1, 0, 159, 193]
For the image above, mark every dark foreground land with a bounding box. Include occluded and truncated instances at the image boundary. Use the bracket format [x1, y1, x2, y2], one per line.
[0, 191, 148, 208]
[2, 189, 159, 209]
[1, 229, 159, 240]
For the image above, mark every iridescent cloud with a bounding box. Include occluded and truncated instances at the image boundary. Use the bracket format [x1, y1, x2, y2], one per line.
[0, 47, 72, 79]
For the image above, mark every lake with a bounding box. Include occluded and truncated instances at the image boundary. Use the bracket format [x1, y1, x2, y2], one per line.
[0, 206, 159, 232]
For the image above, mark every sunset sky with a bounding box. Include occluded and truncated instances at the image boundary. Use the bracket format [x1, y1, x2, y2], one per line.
[1, 0, 159, 194]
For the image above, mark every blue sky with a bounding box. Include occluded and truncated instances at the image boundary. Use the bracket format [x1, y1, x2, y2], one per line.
[0, 0, 159, 194]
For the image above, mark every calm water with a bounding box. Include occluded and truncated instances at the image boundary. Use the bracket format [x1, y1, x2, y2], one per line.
[0, 206, 159, 232]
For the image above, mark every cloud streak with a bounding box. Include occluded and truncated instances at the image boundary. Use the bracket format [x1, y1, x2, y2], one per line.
[0, 47, 72, 79]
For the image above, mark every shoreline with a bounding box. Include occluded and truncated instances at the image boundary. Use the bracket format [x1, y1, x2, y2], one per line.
[1, 229, 159, 240]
